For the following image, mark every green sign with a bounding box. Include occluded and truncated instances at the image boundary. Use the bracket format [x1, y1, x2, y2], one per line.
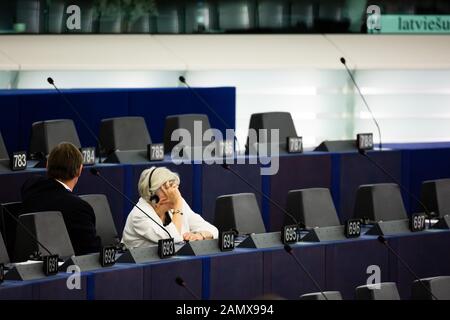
[370, 15, 450, 34]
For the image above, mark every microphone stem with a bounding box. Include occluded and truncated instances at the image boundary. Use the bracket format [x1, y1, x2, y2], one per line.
[223, 165, 303, 229]
[360, 152, 431, 218]
[287, 250, 328, 300]
[50, 83, 103, 163]
[182, 283, 201, 300]
[180, 79, 242, 154]
[380, 238, 439, 300]
[343, 63, 382, 150]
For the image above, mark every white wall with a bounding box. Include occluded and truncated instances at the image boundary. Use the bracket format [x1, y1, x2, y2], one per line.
[1, 35, 450, 146]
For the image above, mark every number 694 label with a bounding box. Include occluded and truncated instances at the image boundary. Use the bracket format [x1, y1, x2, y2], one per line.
[10, 151, 27, 171]
[219, 230, 235, 251]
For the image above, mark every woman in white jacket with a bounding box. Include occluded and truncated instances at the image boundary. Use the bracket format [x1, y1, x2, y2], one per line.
[122, 166, 218, 248]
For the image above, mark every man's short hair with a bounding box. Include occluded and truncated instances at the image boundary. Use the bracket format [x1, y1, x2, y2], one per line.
[47, 142, 83, 181]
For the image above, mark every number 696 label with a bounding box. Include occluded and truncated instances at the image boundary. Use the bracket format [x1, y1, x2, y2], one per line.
[345, 219, 361, 238]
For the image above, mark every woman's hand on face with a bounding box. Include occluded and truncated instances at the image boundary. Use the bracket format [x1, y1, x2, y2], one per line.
[161, 182, 182, 208]
[183, 232, 203, 241]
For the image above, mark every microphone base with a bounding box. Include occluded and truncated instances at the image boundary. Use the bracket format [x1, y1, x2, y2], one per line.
[237, 232, 283, 249]
[60, 253, 108, 272]
[365, 219, 411, 236]
[117, 246, 161, 263]
[431, 215, 450, 230]
[301, 225, 347, 242]
[5, 261, 50, 281]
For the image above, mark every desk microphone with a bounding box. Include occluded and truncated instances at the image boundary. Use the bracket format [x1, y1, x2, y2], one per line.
[377, 236, 438, 300]
[284, 244, 328, 300]
[1, 204, 53, 259]
[221, 164, 304, 230]
[178, 76, 242, 155]
[359, 150, 434, 221]
[175, 276, 200, 300]
[47, 77, 103, 162]
[89, 168, 171, 238]
[340, 57, 382, 150]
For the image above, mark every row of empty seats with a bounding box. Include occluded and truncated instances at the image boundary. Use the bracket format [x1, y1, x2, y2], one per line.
[215, 180, 450, 235]
[1, 112, 303, 166]
[0, 194, 118, 263]
[3, 178, 449, 263]
[300, 277, 450, 300]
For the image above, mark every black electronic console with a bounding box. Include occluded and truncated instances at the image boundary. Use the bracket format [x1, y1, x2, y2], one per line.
[238, 232, 284, 249]
[365, 219, 412, 236]
[302, 225, 348, 242]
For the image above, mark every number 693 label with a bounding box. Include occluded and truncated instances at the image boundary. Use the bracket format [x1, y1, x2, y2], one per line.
[158, 238, 175, 259]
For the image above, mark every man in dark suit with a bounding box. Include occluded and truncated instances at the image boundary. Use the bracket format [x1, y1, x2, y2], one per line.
[21, 142, 102, 255]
